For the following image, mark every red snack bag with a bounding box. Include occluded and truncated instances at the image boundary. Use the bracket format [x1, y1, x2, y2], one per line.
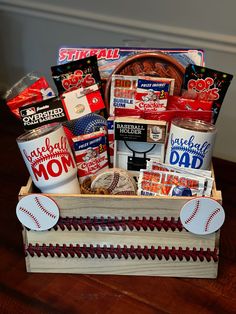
[182, 64, 233, 122]
[114, 107, 143, 117]
[114, 108, 213, 125]
[143, 110, 213, 125]
[167, 95, 213, 111]
[6, 73, 55, 119]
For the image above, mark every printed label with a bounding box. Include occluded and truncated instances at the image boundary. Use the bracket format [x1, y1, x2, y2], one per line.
[19, 98, 66, 130]
[187, 77, 219, 101]
[115, 122, 165, 143]
[23, 136, 76, 182]
[115, 122, 147, 142]
[165, 124, 216, 170]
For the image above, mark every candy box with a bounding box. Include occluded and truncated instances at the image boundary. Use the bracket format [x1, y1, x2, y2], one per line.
[109, 75, 172, 116]
[19, 165, 222, 278]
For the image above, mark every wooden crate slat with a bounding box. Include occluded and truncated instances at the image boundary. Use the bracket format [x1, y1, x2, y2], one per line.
[25, 255, 218, 278]
[25, 228, 218, 251]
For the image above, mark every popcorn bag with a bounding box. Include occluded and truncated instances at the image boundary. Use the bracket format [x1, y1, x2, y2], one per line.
[8, 47, 232, 278]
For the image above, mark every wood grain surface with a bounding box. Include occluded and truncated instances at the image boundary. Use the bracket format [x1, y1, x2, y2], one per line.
[0, 102, 235, 314]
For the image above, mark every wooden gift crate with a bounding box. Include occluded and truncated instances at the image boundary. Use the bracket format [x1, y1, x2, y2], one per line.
[19, 175, 222, 278]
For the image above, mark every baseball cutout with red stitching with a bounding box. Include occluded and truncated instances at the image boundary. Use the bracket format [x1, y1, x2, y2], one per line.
[16, 194, 60, 231]
[90, 168, 137, 195]
[180, 197, 225, 235]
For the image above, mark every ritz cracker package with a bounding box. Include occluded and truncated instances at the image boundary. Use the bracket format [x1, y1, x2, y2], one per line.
[7, 46, 233, 278]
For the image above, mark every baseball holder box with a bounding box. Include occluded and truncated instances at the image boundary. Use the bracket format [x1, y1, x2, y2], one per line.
[12, 47, 231, 279]
[18, 172, 222, 278]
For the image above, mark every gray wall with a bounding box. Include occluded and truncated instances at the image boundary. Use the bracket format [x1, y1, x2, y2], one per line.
[0, 0, 235, 162]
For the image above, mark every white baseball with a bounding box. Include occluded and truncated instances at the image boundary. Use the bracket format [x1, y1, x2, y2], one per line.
[16, 194, 59, 231]
[180, 197, 225, 235]
[91, 168, 137, 195]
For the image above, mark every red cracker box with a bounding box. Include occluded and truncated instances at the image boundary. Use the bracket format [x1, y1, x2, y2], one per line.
[72, 131, 109, 183]
[57, 47, 205, 80]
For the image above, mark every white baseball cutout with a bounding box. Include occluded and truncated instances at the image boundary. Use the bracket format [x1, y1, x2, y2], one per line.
[180, 197, 225, 235]
[16, 194, 60, 231]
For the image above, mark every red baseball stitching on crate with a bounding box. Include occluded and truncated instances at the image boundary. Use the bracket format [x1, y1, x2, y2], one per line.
[53, 216, 184, 232]
[205, 208, 221, 232]
[185, 199, 200, 224]
[24, 244, 219, 262]
[19, 207, 41, 229]
[31, 151, 71, 168]
[34, 196, 56, 219]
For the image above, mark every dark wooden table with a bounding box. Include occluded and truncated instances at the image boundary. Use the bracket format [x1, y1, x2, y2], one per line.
[0, 103, 235, 314]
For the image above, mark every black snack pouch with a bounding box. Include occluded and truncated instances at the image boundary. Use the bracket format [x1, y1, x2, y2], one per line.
[51, 55, 102, 95]
[182, 64, 233, 123]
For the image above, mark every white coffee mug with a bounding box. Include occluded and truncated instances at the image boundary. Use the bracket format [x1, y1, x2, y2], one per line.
[17, 123, 81, 193]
